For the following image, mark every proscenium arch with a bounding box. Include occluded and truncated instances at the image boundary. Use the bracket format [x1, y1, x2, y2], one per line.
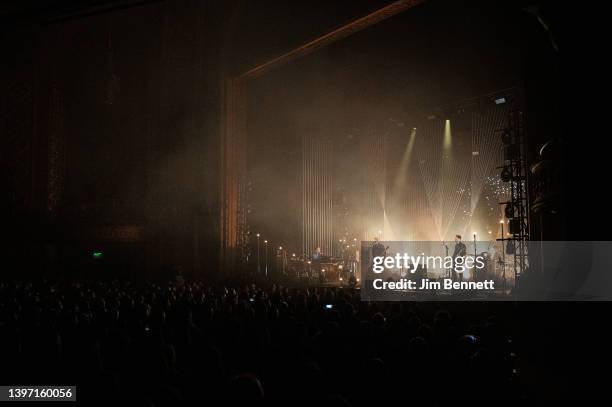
[219, 0, 426, 271]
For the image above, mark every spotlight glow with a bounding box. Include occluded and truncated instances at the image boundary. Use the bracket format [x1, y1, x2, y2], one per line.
[444, 119, 452, 149]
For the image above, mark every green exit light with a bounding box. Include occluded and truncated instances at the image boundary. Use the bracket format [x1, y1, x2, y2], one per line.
[92, 251, 103, 259]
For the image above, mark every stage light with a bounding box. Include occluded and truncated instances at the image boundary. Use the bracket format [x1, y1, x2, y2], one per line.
[444, 120, 452, 149]
[92, 251, 103, 260]
[495, 97, 506, 105]
[391, 127, 417, 204]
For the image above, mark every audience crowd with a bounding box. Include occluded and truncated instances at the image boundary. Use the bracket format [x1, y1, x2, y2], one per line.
[0, 280, 519, 406]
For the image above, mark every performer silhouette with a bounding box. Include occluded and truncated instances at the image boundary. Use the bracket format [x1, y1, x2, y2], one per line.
[452, 234, 467, 282]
